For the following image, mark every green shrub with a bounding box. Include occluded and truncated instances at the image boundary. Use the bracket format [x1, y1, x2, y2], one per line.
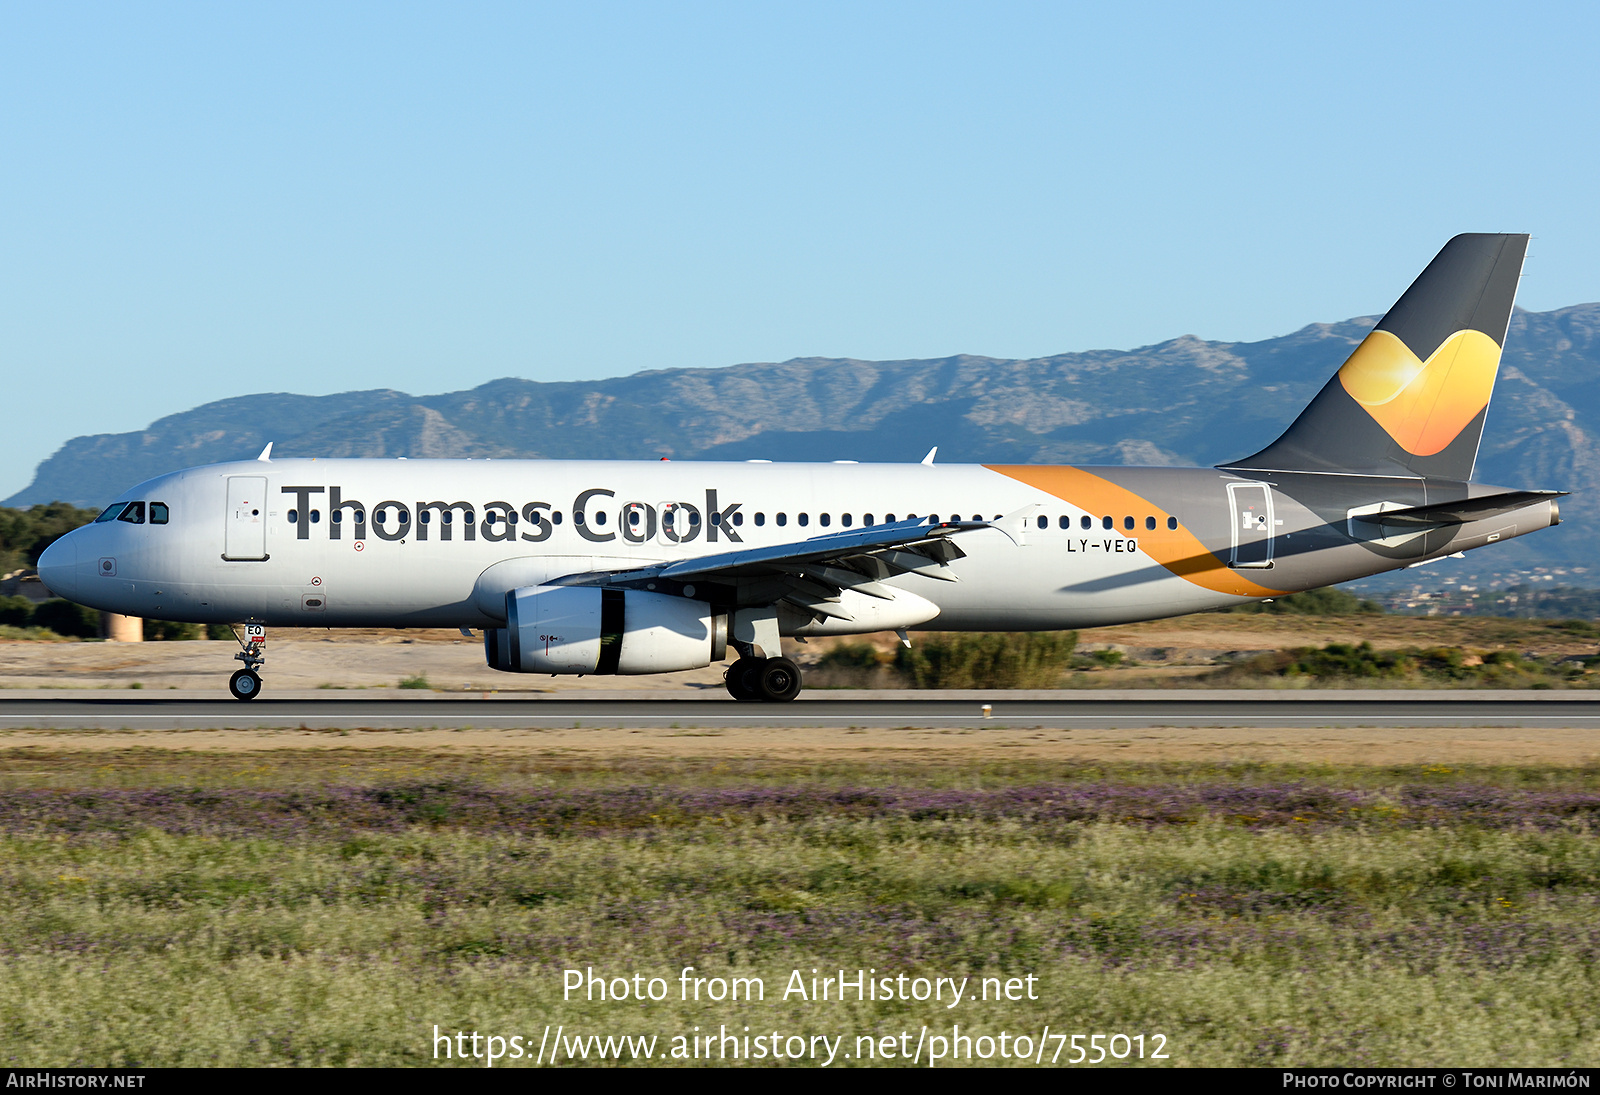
[1229, 588, 1384, 615]
[0, 595, 34, 628]
[31, 599, 100, 639]
[398, 675, 431, 690]
[895, 631, 1077, 688]
[143, 619, 201, 641]
[207, 624, 237, 641]
[816, 642, 887, 670]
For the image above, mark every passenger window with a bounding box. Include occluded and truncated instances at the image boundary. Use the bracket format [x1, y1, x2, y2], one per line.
[118, 502, 145, 524]
[688, 511, 700, 526]
[149, 502, 169, 524]
[863, 514, 874, 525]
[798, 513, 809, 527]
[419, 510, 430, 523]
[1124, 516, 1135, 530]
[288, 510, 298, 524]
[842, 514, 853, 527]
[1145, 516, 1156, 530]
[755, 512, 766, 527]
[1058, 515, 1069, 529]
[885, 514, 895, 522]
[311, 510, 321, 523]
[553, 512, 563, 524]
[820, 513, 830, 527]
[1036, 515, 1047, 529]
[711, 512, 721, 526]
[1167, 516, 1178, 530]
[1102, 516, 1113, 530]
[733, 512, 744, 526]
[777, 513, 787, 527]
[1081, 515, 1091, 530]
[595, 511, 607, 525]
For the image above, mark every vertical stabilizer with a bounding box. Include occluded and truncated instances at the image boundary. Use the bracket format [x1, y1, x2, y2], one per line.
[1225, 233, 1528, 480]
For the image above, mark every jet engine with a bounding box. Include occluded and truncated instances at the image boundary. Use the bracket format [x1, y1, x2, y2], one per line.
[484, 585, 727, 674]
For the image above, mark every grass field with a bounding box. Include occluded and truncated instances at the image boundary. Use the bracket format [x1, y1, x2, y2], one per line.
[1, 747, 1597, 1067]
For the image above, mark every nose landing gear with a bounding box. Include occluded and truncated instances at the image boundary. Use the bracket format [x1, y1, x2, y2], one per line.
[228, 624, 266, 701]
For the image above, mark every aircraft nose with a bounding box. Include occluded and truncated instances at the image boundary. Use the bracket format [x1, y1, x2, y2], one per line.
[37, 535, 78, 600]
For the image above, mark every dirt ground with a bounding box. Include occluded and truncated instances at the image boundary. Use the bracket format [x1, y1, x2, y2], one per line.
[0, 722, 1596, 767]
[4, 615, 1596, 693]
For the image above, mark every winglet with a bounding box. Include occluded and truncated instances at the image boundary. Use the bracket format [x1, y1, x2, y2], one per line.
[988, 503, 1041, 546]
[921, 447, 937, 466]
[256, 442, 274, 462]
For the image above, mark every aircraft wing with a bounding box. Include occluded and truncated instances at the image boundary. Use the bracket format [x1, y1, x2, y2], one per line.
[549, 517, 990, 616]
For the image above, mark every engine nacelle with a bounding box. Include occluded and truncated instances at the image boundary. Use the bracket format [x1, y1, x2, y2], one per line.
[487, 585, 726, 675]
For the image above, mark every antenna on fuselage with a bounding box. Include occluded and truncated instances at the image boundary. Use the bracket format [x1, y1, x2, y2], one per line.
[921, 446, 937, 465]
[257, 443, 273, 462]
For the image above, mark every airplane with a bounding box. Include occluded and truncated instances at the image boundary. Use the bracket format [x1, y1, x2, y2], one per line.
[37, 233, 1564, 702]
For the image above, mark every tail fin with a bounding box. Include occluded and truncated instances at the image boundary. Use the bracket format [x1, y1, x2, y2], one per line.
[1224, 233, 1528, 481]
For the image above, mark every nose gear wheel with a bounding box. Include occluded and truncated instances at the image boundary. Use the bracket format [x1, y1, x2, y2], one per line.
[229, 669, 262, 701]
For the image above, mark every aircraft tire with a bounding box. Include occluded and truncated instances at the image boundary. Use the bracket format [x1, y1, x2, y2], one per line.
[725, 658, 762, 702]
[229, 669, 262, 702]
[755, 657, 802, 703]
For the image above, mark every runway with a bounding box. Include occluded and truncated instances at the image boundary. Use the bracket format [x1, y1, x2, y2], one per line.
[3, 690, 1600, 730]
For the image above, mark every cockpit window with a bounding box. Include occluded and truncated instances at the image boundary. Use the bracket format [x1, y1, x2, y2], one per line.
[94, 503, 129, 523]
[149, 502, 169, 524]
[117, 501, 145, 524]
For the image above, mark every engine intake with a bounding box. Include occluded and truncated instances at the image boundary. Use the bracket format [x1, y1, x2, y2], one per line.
[486, 585, 726, 674]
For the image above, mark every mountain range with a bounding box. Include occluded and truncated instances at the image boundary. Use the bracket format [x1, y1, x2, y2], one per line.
[11, 305, 1600, 576]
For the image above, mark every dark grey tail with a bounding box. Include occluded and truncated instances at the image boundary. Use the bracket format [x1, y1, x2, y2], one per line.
[1225, 233, 1528, 481]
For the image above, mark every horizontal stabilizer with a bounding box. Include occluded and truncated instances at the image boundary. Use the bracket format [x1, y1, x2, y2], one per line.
[1353, 490, 1566, 529]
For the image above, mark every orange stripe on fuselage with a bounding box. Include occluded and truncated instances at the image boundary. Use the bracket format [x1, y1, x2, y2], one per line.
[984, 465, 1285, 598]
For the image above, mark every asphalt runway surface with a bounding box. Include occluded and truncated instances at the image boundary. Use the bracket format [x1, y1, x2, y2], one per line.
[4, 691, 1600, 729]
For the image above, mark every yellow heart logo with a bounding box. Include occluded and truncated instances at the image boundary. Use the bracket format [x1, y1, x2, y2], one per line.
[1337, 328, 1502, 456]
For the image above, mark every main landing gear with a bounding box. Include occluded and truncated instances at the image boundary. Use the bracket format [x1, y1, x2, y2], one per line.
[724, 656, 803, 703]
[228, 624, 266, 701]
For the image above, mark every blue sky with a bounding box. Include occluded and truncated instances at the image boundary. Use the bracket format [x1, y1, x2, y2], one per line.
[5, 1, 1600, 498]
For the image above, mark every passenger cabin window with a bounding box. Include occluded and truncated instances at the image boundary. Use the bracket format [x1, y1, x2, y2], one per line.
[863, 514, 874, 525]
[1081, 515, 1091, 530]
[798, 513, 809, 527]
[1036, 515, 1047, 529]
[777, 513, 787, 527]
[117, 502, 145, 524]
[755, 512, 766, 526]
[1124, 516, 1135, 530]
[1167, 517, 1178, 530]
[1101, 516, 1113, 530]
[733, 512, 744, 526]
[884, 514, 895, 522]
[95, 503, 128, 523]
[1058, 515, 1069, 529]
[820, 513, 830, 527]
[1145, 516, 1156, 530]
[842, 514, 853, 527]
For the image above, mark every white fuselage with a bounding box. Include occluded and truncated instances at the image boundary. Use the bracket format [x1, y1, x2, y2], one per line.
[39, 458, 1263, 633]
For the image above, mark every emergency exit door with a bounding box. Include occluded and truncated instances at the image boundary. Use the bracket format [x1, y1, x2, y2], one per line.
[223, 476, 269, 561]
[1227, 481, 1274, 568]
